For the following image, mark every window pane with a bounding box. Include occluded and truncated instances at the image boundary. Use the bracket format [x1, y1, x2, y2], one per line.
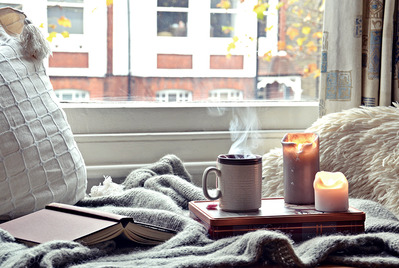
[168, 94, 177, 102]
[62, 93, 73, 100]
[157, 11, 187, 36]
[210, 0, 238, 9]
[47, 6, 83, 34]
[45, 0, 323, 103]
[258, 18, 267, 38]
[157, 0, 188, 8]
[210, 13, 235, 38]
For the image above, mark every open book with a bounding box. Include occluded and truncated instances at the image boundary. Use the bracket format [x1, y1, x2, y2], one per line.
[0, 203, 176, 247]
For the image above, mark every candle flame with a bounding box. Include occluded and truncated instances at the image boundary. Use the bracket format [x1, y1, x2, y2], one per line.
[315, 171, 347, 189]
[284, 133, 318, 153]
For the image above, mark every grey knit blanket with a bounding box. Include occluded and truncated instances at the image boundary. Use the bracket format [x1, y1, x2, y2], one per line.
[1, 154, 399, 267]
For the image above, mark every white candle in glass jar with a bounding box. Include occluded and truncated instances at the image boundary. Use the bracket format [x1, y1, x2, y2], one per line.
[314, 171, 349, 212]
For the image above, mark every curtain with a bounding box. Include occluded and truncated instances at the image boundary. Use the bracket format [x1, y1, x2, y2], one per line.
[319, 0, 399, 116]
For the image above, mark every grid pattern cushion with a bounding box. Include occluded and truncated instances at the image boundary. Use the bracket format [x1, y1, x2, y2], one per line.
[0, 30, 87, 219]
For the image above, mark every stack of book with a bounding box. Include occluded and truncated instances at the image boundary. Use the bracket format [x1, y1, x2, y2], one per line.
[189, 198, 365, 242]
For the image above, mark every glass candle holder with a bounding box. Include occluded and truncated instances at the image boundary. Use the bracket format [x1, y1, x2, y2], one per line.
[281, 133, 320, 205]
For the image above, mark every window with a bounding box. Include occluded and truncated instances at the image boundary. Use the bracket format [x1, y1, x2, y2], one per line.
[55, 89, 90, 101]
[38, 0, 322, 103]
[156, 89, 192, 102]
[157, 0, 188, 37]
[8, 0, 323, 186]
[47, 0, 84, 34]
[210, 0, 238, 38]
[209, 89, 243, 101]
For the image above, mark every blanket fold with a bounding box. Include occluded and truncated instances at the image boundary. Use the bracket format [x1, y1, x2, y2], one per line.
[1, 154, 399, 268]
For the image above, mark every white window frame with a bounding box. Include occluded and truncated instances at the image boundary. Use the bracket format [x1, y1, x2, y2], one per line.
[156, 89, 193, 102]
[55, 89, 90, 101]
[61, 102, 319, 189]
[209, 0, 239, 38]
[209, 89, 243, 101]
[46, 0, 85, 51]
[156, 1, 189, 37]
[45, 0, 108, 77]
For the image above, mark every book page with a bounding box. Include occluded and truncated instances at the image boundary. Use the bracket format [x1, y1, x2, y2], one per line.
[124, 222, 175, 245]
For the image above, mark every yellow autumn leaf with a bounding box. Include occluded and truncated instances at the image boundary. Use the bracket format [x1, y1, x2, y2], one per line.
[39, 23, 44, 28]
[217, 0, 231, 10]
[47, 31, 57, 42]
[308, 63, 318, 72]
[277, 41, 286, 50]
[106, 0, 113, 6]
[253, 3, 269, 20]
[303, 63, 319, 78]
[222, 26, 234, 34]
[292, 7, 303, 17]
[287, 27, 299, 40]
[306, 41, 317, 52]
[61, 31, 70, 38]
[265, 25, 274, 32]
[314, 69, 321, 78]
[276, 2, 284, 10]
[296, 37, 306, 46]
[48, 24, 57, 30]
[227, 42, 236, 51]
[58, 16, 71, 28]
[286, 45, 294, 51]
[302, 26, 311, 35]
[263, 50, 272, 62]
[312, 31, 323, 39]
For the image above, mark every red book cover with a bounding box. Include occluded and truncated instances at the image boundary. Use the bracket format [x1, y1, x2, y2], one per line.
[189, 198, 365, 242]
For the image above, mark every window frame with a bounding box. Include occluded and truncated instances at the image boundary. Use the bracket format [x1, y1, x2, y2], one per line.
[46, 0, 85, 50]
[61, 101, 319, 188]
[156, 89, 193, 102]
[55, 89, 90, 101]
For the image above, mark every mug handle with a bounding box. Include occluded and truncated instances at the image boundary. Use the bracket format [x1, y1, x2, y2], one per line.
[202, 167, 221, 200]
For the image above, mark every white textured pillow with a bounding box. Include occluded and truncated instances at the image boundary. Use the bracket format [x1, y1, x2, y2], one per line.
[0, 20, 86, 219]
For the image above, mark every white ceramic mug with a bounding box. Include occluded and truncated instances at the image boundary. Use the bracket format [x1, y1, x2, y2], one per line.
[202, 154, 262, 212]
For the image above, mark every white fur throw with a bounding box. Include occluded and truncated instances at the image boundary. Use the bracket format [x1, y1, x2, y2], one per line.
[262, 104, 399, 217]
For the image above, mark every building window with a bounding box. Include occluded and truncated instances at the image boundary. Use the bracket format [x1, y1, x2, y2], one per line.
[208, 89, 243, 101]
[47, 0, 84, 35]
[210, 0, 238, 38]
[157, 0, 188, 37]
[258, 17, 267, 38]
[156, 89, 192, 102]
[54, 89, 90, 101]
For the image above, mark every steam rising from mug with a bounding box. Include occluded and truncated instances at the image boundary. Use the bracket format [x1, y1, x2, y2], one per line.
[228, 107, 259, 158]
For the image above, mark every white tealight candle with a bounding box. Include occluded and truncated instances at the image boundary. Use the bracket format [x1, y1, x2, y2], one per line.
[314, 171, 349, 212]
